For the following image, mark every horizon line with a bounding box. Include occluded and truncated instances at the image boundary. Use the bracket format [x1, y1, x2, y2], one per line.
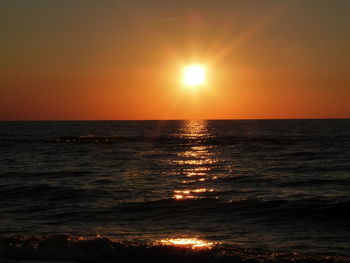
[1, 118, 349, 122]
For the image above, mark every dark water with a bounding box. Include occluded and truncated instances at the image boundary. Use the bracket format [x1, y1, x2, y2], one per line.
[1, 120, 350, 260]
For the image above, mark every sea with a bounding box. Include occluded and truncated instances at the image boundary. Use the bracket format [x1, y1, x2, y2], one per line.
[0, 120, 350, 262]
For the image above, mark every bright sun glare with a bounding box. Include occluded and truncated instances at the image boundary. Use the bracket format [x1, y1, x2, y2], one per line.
[183, 65, 206, 87]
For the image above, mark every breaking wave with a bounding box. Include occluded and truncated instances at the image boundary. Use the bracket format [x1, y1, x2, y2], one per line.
[0, 234, 349, 263]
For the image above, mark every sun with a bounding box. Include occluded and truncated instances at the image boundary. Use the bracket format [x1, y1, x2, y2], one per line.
[183, 65, 206, 87]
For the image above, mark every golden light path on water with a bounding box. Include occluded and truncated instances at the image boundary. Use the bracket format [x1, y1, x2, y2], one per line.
[172, 120, 218, 200]
[160, 121, 220, 248]
[173, 188, 214, 200]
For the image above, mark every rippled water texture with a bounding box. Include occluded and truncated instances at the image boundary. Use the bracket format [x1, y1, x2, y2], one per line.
[0, 120, 349, 255]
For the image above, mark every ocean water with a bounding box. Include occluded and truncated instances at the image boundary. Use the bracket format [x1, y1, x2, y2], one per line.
[1, 120, 350, 261]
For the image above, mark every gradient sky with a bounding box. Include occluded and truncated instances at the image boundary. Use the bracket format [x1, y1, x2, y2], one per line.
[1, 0, 349, 120]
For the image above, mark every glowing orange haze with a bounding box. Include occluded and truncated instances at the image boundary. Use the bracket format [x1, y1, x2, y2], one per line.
[0, 1, 349, 120]
[2, 65, 349, 120]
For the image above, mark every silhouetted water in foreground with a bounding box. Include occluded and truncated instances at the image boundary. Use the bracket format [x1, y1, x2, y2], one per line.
[1, 120, 349, 262]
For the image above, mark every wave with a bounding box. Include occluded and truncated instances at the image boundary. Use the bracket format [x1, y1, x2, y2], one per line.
[0, 183, 104, 202]
[44, 134, 350, 145]
[109, 197, 350, 224]
[0, 234, 349, 263]
[1, 170, 93, 178]
[279, 151, 337, 161]
[279, 178, 350, 187]
[286, 165, 350, 174]
[2, 180, 350, 224]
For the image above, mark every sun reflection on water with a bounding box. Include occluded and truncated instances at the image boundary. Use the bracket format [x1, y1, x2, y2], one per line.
[159, 237, 215, 249]
[173, 188, 215, 199]
[174, 120, 217, 175]
[171, 120, 219, 199]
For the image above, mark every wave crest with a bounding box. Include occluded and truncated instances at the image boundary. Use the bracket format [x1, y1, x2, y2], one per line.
[0, 234, 349, 263]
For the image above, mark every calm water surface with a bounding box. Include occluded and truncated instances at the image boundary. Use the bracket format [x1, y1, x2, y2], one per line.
[0, 120, 349, 254]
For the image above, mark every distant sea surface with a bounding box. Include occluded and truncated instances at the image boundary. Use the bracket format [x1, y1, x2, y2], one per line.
[1, 120, 350, 258]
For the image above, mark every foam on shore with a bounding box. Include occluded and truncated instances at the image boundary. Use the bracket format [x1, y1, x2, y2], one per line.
[0, 234, 349, 263]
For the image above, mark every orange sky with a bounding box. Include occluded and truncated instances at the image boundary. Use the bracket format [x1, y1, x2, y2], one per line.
[1, 0, 349, 120]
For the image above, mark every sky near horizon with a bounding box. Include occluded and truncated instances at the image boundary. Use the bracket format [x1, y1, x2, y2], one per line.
[1, 0, 349, 120]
